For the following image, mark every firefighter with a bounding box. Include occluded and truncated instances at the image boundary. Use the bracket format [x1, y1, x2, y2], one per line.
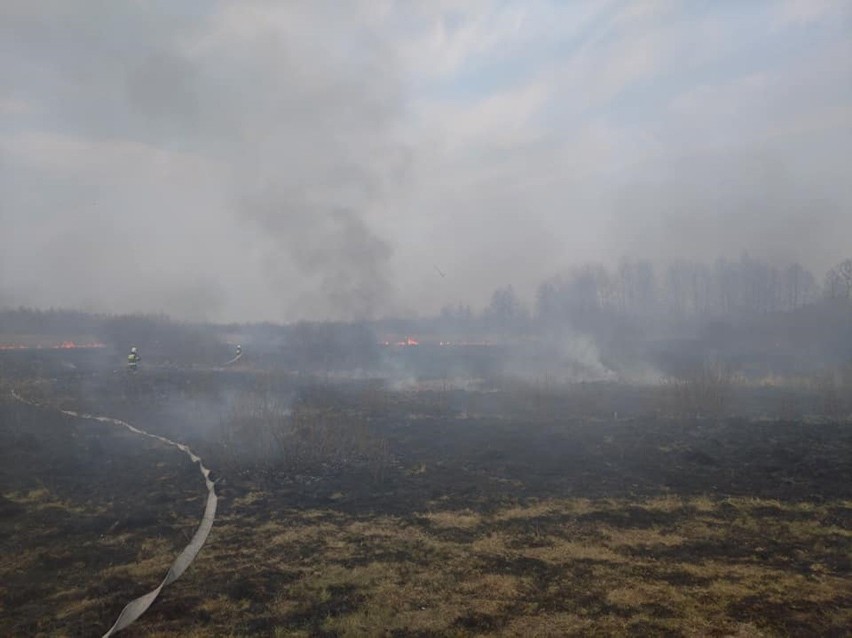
[127, 346, 141, 371]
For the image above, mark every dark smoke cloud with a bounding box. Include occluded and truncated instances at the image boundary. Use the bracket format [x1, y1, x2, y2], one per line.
[248, 197, 393, 320]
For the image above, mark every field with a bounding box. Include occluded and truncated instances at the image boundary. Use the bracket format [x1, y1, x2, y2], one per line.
[1, 350, 850, 637]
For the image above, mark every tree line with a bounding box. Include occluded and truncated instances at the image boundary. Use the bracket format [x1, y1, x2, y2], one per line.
[443, 255, 852, 335]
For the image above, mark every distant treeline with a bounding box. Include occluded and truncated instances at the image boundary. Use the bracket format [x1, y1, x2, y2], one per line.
[2, 256, 848, 338]
[436, 256, 852, 335]
[1, 256, 849, 375]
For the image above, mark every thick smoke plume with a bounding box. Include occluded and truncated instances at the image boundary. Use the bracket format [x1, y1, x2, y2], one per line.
[1, 2, 405, 321]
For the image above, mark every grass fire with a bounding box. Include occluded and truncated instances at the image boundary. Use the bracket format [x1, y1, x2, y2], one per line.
[1, 293, 851, 636]
[3, 3, 852, 636]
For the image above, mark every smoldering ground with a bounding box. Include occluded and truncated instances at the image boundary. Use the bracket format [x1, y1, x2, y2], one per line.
[2, 305, 851, 636]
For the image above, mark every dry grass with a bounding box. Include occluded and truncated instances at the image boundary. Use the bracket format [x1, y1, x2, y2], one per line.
[4, 397, 849, 636]
[493, 497, 596, 521]
[6, 475, 849, 636]
[424, 509, 482, 529]
[5, 486, 101, 516]
[102, 537, 176, 582]
[102, 493, 852, 636]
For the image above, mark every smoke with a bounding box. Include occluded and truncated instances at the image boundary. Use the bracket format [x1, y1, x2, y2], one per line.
[245, 198, 394, 321]
[1, 2, 849, 321]
[0, 1, 405, 321]
[188, 2, 409, 319]
[607, 149, 851, 273]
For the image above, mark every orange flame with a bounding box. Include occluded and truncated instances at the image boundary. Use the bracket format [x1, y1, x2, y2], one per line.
[0, 341, 106, 351]
[380, 336, 420, 347]
[53, 340, 106, 349]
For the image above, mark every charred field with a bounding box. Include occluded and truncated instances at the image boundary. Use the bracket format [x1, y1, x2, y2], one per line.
[1, 349, 851, 637]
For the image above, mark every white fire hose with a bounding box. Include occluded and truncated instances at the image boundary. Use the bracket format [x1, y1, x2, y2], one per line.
[222, 351, 243, 367]
[10, 390, 218, 637]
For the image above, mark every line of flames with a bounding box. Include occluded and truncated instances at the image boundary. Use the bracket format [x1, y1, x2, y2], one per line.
[0, 341, 107, 351]
[380, 338, 494, 347]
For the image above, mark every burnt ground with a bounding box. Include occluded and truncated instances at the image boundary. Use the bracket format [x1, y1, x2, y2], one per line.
[0, 391, 205, 636]
[0, 354, 850, 636]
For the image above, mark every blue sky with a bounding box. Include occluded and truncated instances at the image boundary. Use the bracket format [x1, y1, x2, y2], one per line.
[1, 0, 850, 321]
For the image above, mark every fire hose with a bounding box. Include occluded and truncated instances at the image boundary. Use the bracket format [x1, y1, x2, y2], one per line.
[10, 390, 218, 637]
[222, 351, 243, 367]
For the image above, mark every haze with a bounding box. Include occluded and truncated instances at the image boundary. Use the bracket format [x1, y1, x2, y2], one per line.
[1, 0, 850, 322]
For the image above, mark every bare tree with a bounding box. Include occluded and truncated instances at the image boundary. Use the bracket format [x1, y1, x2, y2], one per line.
[483, 285, 529, 335]
[839, 260, 852, 298]
[617, 259, 657, 317]
[783, 262, 818, 310]
[824, 259, 852, 300]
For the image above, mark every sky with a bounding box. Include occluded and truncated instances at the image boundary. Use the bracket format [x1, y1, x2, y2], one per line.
[1, 0, 850, 322]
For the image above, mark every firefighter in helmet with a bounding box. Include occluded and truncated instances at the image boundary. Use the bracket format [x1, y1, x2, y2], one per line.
[127, 346, 141, 371]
